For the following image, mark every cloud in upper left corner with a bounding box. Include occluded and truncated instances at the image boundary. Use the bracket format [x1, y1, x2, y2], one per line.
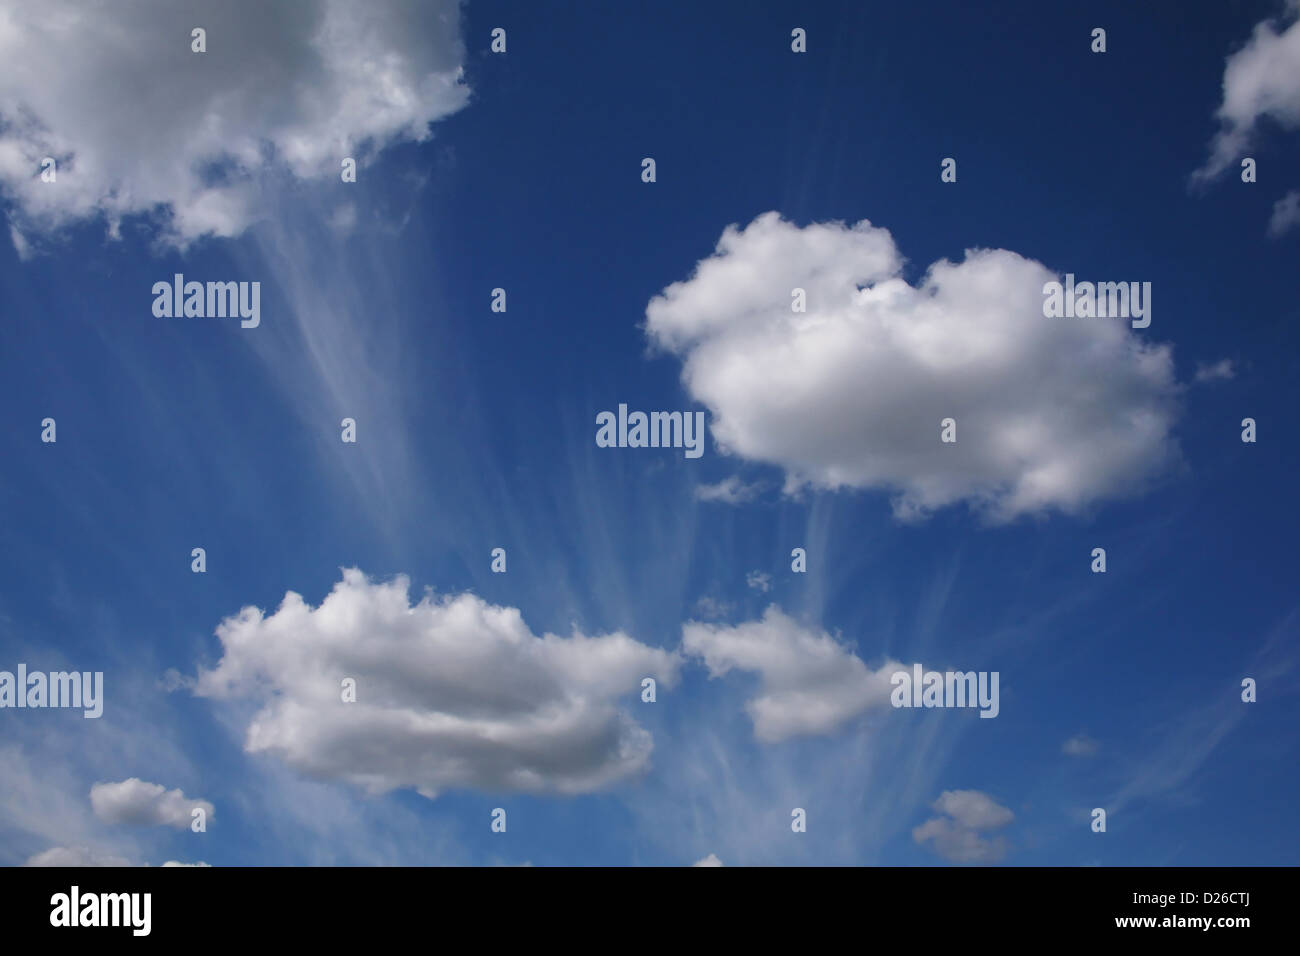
[0, 0, 470, 249]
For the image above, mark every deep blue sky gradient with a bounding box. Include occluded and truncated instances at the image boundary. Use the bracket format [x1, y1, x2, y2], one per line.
[1, 0, 1296, 866]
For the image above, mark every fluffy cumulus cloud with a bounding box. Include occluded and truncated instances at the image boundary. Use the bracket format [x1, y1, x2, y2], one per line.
[692, 853, 724, 866]
[912, 790, 1014, 864]
[1194, 1, 1300, 182]
[0, 0, 469, 246]
[682, 606, 906, 742]
[90, 778, 214, 829]
[645, 212, 1182, 523]
[194, 569, 681, 798]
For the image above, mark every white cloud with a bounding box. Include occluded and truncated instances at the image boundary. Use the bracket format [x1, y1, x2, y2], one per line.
[1268, 190, 1300, 236]
[159, 668, 196, 693]
[1193, 359, 1236, 383]
[931, 789, 1014, 830]
[682, 606, 907, 742]
[0, 687, 210, 867]
[7, 223, 29, 260]
[194, 569, 681, 798]
[745, 570, 772, 593]
[694, 476, 762, 504]
[23, 845, 137, 867]
[24, 846, 210, 867]
[0, 0, 469, 247]
[1194, 1, 1300, 181]
[645, 212, 1182, 523]
[691, 595, 734, 620]
[90, 778, 214, 829]
[1062, 734, 1100, 757]
[913, 789, 1013, 863]
[912, 817, 1007, 864]
[692, 853, 724, 866]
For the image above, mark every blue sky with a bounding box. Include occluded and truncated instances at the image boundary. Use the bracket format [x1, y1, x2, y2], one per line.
[1, 0, 1297, 867]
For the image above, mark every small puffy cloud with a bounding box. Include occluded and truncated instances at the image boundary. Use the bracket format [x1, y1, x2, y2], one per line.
[23, 846, 137, 867]
[1268, 190, 1300, 237]
[159, 668, 196, 693]
[1062, 734, 1100, 757]
[682, 606, 907, 742]
[912, 817, 1008, 864]
[692, 853, 724, 866]
[694, 476, 762, 504]
[1193, 359, 1236, 384]
[691, 595, 734, 620]
[932, 790, 1014, 830]
[745, 571, 773, 593]
[161, 861, 212, 867]
[194, 569, 681, 798]
[645, 213, 1182, 523]
[1194, 2, 1300, 182]
[0, 0, 469, 247]
[90, 778, 214, 829]
[913, 790, 1014, 863]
